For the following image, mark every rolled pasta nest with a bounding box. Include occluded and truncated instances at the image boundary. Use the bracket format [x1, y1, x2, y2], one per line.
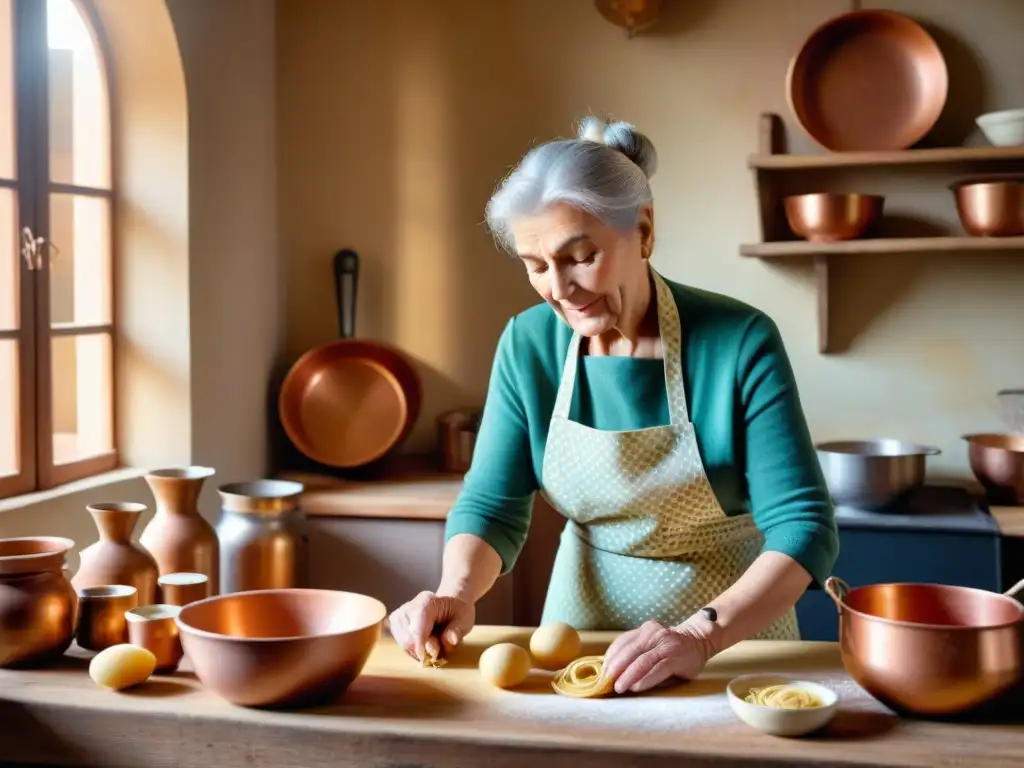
[551, 655, 615, 698]
[744, 684, 822, 709]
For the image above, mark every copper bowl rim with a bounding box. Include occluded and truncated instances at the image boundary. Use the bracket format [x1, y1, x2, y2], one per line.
[949, 177, 1024, 192]
[783, 192, 886, 204]
[784, 9, 948, 152]
[175, 588, 388, 643]
[830, 580, 1024, 632]
[0, 536, 76, 562]
[962, 432, 1024, 453]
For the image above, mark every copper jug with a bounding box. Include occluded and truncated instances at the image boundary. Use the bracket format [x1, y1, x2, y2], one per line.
[216, 480, 308, 595]
[140, 466, 219, 596]
[73, 502, 160, 604]
[0, 537, 78, 668]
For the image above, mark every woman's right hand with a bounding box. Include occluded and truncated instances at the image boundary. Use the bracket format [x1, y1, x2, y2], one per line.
[388, 590, 476, 663]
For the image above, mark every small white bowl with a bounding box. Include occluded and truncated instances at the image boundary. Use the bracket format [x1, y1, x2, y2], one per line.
[976, 108, 1024, 147]
[726, 674, 838, 737]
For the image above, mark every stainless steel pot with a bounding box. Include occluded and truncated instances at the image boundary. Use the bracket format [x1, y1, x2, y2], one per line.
[816, 439, 940, 510]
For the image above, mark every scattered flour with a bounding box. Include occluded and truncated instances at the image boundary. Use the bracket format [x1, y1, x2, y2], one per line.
[486, 671, 887, 735]
[489, 690, 738, 733]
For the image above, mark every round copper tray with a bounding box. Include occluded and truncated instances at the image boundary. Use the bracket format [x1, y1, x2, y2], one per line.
[786, 10, 948, 151]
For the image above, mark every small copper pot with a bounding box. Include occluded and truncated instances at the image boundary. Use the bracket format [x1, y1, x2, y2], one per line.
[964, 433, 1024, 505]
[952, 179, 1024, 237]
[0, 537, 78, 668]
[783, 193, 884, 243]
[158, 572, 209, 607]
[76, 585, 138, 651]
[126, 604, 183, 673]
[826, 576, 1024, 716]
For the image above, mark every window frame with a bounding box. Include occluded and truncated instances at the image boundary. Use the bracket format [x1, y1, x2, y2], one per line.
[0, 0, 117, 500]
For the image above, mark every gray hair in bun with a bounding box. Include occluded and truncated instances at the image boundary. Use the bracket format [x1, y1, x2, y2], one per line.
[485, 116, 658, 253]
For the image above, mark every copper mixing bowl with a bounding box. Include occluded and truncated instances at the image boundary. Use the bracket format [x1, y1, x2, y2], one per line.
[952, 179, 1024, 237]
[176, 588, 386, 708]
[826, 576, 1024, 717]
[964, 433, 1024, 505]
[784, 193, 884, 243]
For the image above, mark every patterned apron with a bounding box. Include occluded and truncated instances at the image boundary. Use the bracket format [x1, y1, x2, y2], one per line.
[539, 267, 800, 639]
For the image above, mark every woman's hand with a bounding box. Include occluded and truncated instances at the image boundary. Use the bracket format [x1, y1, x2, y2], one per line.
[388, 590, 476, 663]
[601, 620, 715, 694]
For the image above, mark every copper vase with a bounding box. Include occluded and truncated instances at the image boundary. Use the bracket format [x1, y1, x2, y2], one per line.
[140, 467, 219, 596]
[73, 502, 160, 605]
[0, 537, 78, 668]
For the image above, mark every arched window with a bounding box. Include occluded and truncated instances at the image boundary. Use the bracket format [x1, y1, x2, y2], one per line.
[1, 0, 114, 499]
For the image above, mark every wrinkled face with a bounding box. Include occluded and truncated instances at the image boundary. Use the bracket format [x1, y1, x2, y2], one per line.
[511, 203, 653, 337]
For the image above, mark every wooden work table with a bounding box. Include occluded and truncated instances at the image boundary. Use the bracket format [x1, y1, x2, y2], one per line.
[1, 626, 1022, 768]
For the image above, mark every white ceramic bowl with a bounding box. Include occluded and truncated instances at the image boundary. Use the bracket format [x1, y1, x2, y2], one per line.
[726, 674, 838, 737]
[976, 109, 1024, 147]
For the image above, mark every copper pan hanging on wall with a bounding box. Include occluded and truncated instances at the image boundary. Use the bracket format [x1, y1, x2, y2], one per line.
[786, 9, 948, 151]
[278, 249, 422, 469]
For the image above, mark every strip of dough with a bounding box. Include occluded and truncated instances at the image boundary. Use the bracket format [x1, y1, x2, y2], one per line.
[551, 655, 615, 698]
[421, 635, 447, 668]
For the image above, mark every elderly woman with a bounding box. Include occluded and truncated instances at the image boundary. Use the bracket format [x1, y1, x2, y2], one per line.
[389, 117, 838, 694]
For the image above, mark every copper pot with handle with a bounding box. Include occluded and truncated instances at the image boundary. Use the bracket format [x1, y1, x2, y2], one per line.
[825, 576, 1024, 717]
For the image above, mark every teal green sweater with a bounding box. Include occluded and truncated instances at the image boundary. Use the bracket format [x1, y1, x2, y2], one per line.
[445, 278, 839, 587]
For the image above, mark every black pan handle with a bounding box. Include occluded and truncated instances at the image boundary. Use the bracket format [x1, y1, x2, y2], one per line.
[333, 249, 359, 339]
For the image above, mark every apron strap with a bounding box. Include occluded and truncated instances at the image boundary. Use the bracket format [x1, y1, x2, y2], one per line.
[552, 267, 690, 425]
[651, 269, 689, 425]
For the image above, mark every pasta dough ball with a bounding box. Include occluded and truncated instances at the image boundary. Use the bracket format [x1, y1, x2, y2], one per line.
[478, 642, 532, 689]
[529, 622, 582, 671]
[89, 643, 157, 690]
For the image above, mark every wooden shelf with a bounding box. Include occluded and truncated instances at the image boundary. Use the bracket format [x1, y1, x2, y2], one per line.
[741, 236, 1024, 259]
[746, 113, 1024, 355]
[749, 145, 1024, 170]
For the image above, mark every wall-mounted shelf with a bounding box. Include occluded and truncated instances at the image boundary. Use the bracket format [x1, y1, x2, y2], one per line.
[749, 145, 1024, 170]
[742, 236, 1024, 259]
[744, 113, 1024, 354]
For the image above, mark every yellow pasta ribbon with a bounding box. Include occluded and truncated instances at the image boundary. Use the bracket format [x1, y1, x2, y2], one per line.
[551, 655, 615, 698]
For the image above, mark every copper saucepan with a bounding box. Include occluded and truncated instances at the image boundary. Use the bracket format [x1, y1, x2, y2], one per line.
[278, 250, 422, 468]
[825, 576, 1024, 717]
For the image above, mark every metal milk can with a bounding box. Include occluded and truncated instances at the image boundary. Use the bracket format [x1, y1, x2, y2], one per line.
[216, 479, 309, 594]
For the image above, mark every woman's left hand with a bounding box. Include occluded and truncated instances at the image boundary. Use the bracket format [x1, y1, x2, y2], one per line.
[601, 620, 715, 694]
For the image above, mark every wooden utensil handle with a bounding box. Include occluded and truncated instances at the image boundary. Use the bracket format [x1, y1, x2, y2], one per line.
[333, 249, 359, 339]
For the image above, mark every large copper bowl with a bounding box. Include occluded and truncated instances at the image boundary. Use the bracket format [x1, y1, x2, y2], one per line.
[952, 179, 1024, 237]
[784, 193, 884, 243]
[176, 588, 386, 708]
[825, 576, 1024, 717]
[964, 433, 1024, 505]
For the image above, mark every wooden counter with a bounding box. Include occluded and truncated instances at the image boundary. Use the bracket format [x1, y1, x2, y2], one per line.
[1, 626, 1021, 768]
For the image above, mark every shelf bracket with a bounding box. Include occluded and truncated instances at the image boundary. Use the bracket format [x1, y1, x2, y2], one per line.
[815, 255, 831, 354]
